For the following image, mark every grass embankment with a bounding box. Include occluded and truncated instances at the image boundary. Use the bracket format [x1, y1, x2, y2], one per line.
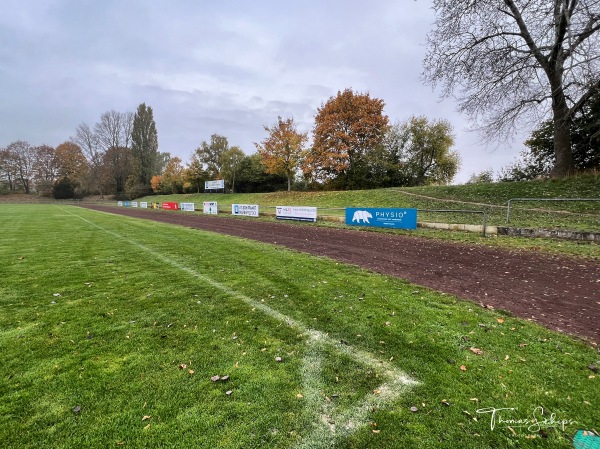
[141, 173, 600, 232]
[134, 173, 600, 259]
[0, 205, 598, 448]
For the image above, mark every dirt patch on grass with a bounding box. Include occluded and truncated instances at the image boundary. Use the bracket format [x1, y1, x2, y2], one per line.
[81, 205, 600, 344]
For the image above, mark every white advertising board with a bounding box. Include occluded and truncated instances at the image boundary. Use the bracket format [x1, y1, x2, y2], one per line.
[132, 201, 138, 208]
[140, 202, 148, 208]
[180, 202, 195, 212]
[117, 201, 123, 207]
[203, 201, 218, 214]
[232, 204, 259, 217]
[276, 206, 317, 222]
[205, 180, 225, 189]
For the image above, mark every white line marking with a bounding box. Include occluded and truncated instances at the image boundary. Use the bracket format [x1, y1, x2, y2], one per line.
[63, 207, 418, 446]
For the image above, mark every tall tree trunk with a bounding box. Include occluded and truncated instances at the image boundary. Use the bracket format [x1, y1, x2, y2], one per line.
[550, 83, 575, 178]
[19, 171, 30, 194]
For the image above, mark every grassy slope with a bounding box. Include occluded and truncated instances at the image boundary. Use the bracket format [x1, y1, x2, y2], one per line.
[0, 205, 598, 448]
[139, 173, 600, 232]
[130, 174, 600, 259]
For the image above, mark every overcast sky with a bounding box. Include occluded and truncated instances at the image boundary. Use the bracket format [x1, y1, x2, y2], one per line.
[0, 0, 527, 184]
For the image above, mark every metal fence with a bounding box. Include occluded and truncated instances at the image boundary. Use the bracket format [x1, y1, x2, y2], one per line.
[506, 198, 600, 223]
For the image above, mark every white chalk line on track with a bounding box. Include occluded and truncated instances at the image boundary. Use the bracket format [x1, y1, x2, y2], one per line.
[63, 206, 418, 447]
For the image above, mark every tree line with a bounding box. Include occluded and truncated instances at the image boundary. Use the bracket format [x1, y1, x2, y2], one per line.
[0, 90, 461, 198]
[0, 104, 163, 199]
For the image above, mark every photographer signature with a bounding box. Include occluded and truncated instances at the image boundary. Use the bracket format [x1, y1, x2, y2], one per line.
[476, 406, 577, 431]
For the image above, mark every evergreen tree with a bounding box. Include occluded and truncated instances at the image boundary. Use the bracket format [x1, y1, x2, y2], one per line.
[131, 103, 159, 192]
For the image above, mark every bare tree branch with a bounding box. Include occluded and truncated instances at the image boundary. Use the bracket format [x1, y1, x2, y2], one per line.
[422, 0, 600, 176]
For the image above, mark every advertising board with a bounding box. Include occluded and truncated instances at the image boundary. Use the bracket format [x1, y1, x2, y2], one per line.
[162, 202, 179, 210]
[346, 208, 417, 229]
[140, 202, 148, 208]
[276, 206, 317, 222]
[203, 201, 218, 214]
[132, 201, 138, 208]
[232, 204, 259, 217]
[117, 201, 123, 207]
[180, 202, 195, 212]
[205, 180, 225, 190]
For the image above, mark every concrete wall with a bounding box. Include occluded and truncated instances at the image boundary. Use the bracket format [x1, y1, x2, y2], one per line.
[497, 227, 600, 241]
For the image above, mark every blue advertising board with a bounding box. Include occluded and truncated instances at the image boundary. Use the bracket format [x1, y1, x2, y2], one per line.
[345, 208, 417, 229]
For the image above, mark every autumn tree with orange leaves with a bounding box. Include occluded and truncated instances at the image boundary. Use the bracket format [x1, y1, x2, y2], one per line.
[255, 116, 307, 191]
[304, 88, 388, 189]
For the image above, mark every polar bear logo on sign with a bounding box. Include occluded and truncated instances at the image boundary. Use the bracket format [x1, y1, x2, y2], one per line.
[352, 210, 373, 224]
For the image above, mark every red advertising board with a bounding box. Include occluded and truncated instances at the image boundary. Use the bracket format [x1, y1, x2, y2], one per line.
[161, 202, 179, 210]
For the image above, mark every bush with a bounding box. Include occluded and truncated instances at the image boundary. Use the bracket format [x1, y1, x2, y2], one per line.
[52, 177, 77, 199]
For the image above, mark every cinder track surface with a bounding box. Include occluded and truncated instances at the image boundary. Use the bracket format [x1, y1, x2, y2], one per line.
[81, 205, 600, 344]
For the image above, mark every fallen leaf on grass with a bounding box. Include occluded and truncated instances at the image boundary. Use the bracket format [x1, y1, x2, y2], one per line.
[72, 406, 81, 414]
[275, 356, 282, 362]
[469, 347, 483, 355]
[225, 390, 233, 396]
[410, 406, 418, 413]
[497, 318, 504, 324]
[211, 375, 220, 382]
[188, 369, 195, 375]
[372, 429, 381, 434]
[178, 364, 187, 370]
[296, 393, 304, 399]
[460, 365, 467, 371]
[221, 375, 229, 381]
[143, 424, 151, 430]
[142, 415, 151, 421]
